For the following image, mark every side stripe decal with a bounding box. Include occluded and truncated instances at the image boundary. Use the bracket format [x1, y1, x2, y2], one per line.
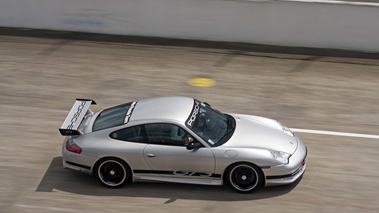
[133, 170, 222, 178]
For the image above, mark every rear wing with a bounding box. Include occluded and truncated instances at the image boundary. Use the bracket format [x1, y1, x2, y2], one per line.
[59, 99, 96, 136]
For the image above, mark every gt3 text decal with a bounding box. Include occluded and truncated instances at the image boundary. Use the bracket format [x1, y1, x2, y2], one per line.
[173, 170, 212, 177]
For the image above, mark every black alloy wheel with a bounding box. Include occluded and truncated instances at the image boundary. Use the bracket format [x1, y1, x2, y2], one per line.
[227, 163, 263, 193]
[95, 158, 131, 188]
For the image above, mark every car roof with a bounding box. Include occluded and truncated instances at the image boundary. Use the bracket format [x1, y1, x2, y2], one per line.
[130, 96, 194, 124]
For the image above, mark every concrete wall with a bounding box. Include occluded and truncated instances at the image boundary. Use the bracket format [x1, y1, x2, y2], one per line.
[1, 0, 379, 52]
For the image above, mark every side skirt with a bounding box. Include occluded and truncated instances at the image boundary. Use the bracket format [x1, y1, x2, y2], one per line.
[134, 175, 224, 186]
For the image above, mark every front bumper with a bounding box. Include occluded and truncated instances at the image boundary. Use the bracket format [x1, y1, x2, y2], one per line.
[264, 161, 306, 186]
[264, 134, 307, 186]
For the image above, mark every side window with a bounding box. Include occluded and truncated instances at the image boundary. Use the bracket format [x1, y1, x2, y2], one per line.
[110, 125, 145, 143]
[144, 123, 193, 146]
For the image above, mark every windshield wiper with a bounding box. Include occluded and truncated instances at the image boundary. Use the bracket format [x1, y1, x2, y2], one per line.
[217, 126, 235, 144]
[217, 117, 235, 144]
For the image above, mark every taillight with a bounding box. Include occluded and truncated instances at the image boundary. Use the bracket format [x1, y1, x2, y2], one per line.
[66, 139, 82, 154]
[301, 159, 306, 166]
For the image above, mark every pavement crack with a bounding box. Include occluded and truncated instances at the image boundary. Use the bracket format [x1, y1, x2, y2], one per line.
[39, 40, 72, 55]
[164, 198, 177, 204]
[289, 56, 322, 73]
[214, 51, 241, 67]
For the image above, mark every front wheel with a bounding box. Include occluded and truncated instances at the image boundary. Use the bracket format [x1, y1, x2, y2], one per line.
[226, 163, 263, 193]
[95, 158, 131, 188]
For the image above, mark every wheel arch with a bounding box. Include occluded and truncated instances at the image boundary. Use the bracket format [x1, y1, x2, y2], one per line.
[92, 156, 133, 182]
[223, 161, 265, 187]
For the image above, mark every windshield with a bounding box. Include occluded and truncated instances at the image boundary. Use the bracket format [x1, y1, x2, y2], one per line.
[93, 102, 135, 131]
[186, 100, 234, 146]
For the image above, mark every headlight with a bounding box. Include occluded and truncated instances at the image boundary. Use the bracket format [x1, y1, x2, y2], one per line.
[278, 122, 294, 136]
[269, 150, 291, 164]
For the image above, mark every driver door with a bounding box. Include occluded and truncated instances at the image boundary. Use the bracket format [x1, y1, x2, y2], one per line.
[142, 123, 215, 178]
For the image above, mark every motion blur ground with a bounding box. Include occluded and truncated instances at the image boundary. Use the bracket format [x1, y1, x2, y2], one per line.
[0, 32, 379, 212]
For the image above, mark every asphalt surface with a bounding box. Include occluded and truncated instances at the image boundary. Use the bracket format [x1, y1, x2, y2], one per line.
[0, 34, 379, 213]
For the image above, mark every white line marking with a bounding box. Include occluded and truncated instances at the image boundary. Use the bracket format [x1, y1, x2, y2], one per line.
[15, 204, 102, 213]
[268, 0, 379, 7]
[291, 128, 379, 139]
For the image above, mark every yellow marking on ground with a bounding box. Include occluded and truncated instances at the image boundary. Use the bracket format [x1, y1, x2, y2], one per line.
[188, 78, 216, 87]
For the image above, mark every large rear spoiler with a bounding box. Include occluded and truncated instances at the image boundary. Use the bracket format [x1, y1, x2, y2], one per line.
[59, 99, 96, 136]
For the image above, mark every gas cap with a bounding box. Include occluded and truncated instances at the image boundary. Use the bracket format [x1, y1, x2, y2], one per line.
[225, 150, 238, 158]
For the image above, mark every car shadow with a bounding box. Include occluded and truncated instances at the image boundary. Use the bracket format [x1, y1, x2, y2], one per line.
[36, 157, 302, 202]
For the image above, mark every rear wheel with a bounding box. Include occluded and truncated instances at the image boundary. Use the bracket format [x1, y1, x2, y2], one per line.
[226, 163, 263, 193]
[95, 158, 131, 188]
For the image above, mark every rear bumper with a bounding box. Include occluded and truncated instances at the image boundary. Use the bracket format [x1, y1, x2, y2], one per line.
[62, 140, 97, 175]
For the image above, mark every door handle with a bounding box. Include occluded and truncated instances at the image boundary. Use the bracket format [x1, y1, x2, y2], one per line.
[146, 153, 155, 157]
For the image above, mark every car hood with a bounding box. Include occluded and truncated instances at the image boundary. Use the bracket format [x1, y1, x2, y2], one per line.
[222, 114, 298, 154]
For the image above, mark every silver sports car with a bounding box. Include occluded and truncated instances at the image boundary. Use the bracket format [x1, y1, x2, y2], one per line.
[59, 96, 307, 193]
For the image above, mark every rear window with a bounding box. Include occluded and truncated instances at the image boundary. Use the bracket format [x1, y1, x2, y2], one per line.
[93, 101, 136, 131]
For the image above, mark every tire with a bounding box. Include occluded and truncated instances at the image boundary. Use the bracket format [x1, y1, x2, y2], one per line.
[94, 158, 131, 188]
[226, 163, 263, 193]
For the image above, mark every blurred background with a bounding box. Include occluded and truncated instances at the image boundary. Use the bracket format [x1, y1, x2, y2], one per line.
[0, 0, 378, 212]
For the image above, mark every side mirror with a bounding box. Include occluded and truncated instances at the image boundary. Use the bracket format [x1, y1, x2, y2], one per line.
[203, 102, 211, 107]
[186, 141, 202, 150]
